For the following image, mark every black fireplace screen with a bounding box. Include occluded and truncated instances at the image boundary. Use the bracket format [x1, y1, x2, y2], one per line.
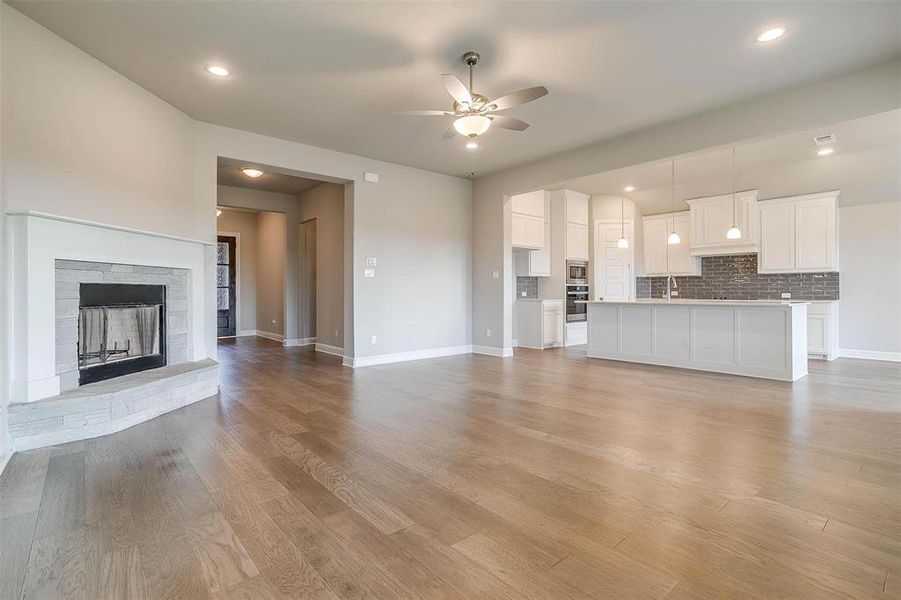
[78, 283, 166, 385]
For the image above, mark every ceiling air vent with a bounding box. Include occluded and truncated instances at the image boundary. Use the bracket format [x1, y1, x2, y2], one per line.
[812, 134, 836, 146]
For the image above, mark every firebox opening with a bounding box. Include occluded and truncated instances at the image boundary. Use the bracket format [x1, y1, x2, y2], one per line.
[78, 283, 167, 385]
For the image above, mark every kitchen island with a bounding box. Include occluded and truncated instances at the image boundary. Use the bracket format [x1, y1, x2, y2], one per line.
[584, 299, 808, 381]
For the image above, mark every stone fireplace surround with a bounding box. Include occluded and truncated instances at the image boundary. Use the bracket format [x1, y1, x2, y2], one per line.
[6, 212, 219, 450]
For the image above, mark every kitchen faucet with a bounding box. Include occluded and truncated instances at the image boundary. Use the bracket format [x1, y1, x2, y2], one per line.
[665, 275, 678, 301]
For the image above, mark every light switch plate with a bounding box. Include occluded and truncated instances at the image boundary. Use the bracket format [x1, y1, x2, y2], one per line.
[364, 172, 379, 183]
[364, 268, 375, 278]
[366, 257, 377, 267]
[491, 270, 500, 279]
[370, 335, 377, 344]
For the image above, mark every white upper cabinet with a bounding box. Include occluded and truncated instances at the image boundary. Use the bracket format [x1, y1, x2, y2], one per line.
[565, 190, 590, 260]
[511, 190, 548, 249]
[759, 191, 839, 274]
[642, 211, 700, 277]
[686, 190, 758, 256]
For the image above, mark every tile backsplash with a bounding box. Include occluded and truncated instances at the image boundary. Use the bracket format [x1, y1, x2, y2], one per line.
[637, 254, 839, 300]
[516, 276, 539, 299]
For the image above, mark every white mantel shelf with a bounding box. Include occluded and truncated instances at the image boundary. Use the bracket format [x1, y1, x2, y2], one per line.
[585, 300, 808, 381]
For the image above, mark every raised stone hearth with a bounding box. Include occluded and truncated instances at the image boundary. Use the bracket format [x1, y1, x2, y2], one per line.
[8, 359, 218, 451]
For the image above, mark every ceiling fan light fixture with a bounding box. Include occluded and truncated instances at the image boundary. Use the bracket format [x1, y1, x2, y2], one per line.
[465, 141, 479, 149]
[453, 115, 491, 137]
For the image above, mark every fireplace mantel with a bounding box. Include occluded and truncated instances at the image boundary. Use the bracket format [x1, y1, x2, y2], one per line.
[7, 212, 217, 403]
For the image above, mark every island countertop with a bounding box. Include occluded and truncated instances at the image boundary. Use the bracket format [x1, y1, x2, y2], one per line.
[578, 299, 809, 307]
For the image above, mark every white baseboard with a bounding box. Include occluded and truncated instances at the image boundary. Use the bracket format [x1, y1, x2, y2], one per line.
[315, 343, 345, 357]
[471, 345, 514, 358]
[284, 337, 317, 347]
[345, 345, 472, 368]
[255, 330, 285, 343]
[839, 348, 901, 362]
[237, 329, 258, 337]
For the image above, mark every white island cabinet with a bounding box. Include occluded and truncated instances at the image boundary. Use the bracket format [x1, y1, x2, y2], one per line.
[585, 300, 809, 381]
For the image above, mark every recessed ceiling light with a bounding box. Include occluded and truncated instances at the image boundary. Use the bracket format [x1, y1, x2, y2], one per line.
[816, 147, 834, 156]
[241, 168, 264, 178]
[756, 26, 786, 43]
[206, 64, 230, 77]
[465, 141, 479, 149]
[623, 185, 635, 192]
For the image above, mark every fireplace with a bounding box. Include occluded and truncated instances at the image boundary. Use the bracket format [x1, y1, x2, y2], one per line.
[78, 283, 167, 385]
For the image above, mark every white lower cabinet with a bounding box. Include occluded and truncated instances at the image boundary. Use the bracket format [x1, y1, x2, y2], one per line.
[516, 300, 564, 349]
[807, 301, 839, 360]
[565, 321, 587, 346]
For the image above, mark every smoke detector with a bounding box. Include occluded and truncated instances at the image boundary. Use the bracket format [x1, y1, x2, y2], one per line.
[812, 134, 836, 146]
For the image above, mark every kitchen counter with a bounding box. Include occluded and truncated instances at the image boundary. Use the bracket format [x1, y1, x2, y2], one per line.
[580, 298, 809, 307]
[585, 300, 808, 381]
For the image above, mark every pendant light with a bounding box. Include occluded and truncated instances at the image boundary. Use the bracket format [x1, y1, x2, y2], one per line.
[726, 146, 743, 240]
[617, 192, 629, 249]
[667, 160, 680, 245]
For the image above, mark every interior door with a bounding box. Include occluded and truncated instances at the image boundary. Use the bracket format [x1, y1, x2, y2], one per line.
[595, 222, 632, 301]
[216, 235, 237, 337]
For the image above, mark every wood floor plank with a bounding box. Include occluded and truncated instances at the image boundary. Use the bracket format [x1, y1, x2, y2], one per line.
[0, 337, 897, 598]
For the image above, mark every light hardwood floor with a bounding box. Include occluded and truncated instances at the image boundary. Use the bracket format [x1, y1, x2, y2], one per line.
[1, 337, 899, 599]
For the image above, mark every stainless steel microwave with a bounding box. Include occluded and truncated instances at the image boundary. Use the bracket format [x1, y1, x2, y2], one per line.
[566, 260, 588, 284]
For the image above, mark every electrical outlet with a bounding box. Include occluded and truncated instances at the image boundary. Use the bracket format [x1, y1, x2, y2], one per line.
[491, 270, 499, 279]
[521, 291, 527, 297]
[370, 335, 377, 344]
[334, 329, 339, 338]
[366, 257, 377, 267]
[486, 328, 492, 338]
[781, 292, 791, 299]
[671, 290, 679, 297]
[271, 319, 277, 324]
[364, 268, 375, 278]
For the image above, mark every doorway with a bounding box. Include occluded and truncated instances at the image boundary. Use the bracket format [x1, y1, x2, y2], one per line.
[216, 234, 238, 337]
[594, 220, 634, 301]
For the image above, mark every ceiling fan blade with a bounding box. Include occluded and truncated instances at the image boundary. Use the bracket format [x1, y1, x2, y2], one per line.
[441, 74, 472, 105]
[442, 124, 458, 139]
[487, 86, 548, 111]
[490, 115, 530, 131]
[394, 110, 454, 116]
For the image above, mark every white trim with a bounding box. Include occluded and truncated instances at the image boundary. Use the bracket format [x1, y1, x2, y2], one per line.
[839, 348, 901, 362]
[7, 210, 216, 246]
[315, 343, 344, 357]
[237, 329, 258, 337]
[0, 451, 12, 478]
[593, 219, 635, 301]
[255, 330, 285, 342]
[284, 337, 317, 347]
[472, 345, 514, 358]
[345, 345, 472, 368]
[217, 231, 241, 336]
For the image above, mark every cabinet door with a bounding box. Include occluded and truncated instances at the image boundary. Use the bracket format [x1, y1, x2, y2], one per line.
[529, 221, 551, 275]
[642, 219, 669, 275]
[542, 308, 563, 345]
[667, 215, 695, 275]
[511, 191, 546, 218]
[566, 192, 590, 225]
[807, 314, 827, 355]
[700, 199, 735, 248]
[511, 213, 527, 248]
[760, 204, 795, 271]
[524, 215, 545, 248]
[566, 223, 589, 260]
[796, 198, 836, 270]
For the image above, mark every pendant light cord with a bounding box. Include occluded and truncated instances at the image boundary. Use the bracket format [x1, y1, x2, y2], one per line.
[621, 192, 625, 237]
[731, 146, 737, 227]
[671, 160, 676, 227]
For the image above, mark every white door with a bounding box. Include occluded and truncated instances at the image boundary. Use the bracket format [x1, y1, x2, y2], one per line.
[595, 222, 633, 301]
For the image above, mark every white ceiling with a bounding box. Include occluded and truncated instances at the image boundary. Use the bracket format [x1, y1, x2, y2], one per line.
[217, 158, 325, 195]
[553, 110, 901, 214]
[10, 1, 900, 177]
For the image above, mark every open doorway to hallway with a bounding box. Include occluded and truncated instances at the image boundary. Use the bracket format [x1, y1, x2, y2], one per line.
[215, 158, 348, 357]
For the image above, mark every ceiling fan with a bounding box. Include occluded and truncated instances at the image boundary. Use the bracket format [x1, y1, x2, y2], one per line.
[397, 51, 548, 140]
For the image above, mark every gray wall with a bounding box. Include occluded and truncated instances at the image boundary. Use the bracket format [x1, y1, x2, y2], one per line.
[472, 59, 901, 353]
[256, 212, 287, 337]
[839, 201, 901, 354]
[297, 183, 344, 348]
[216, 210, 259, 333]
